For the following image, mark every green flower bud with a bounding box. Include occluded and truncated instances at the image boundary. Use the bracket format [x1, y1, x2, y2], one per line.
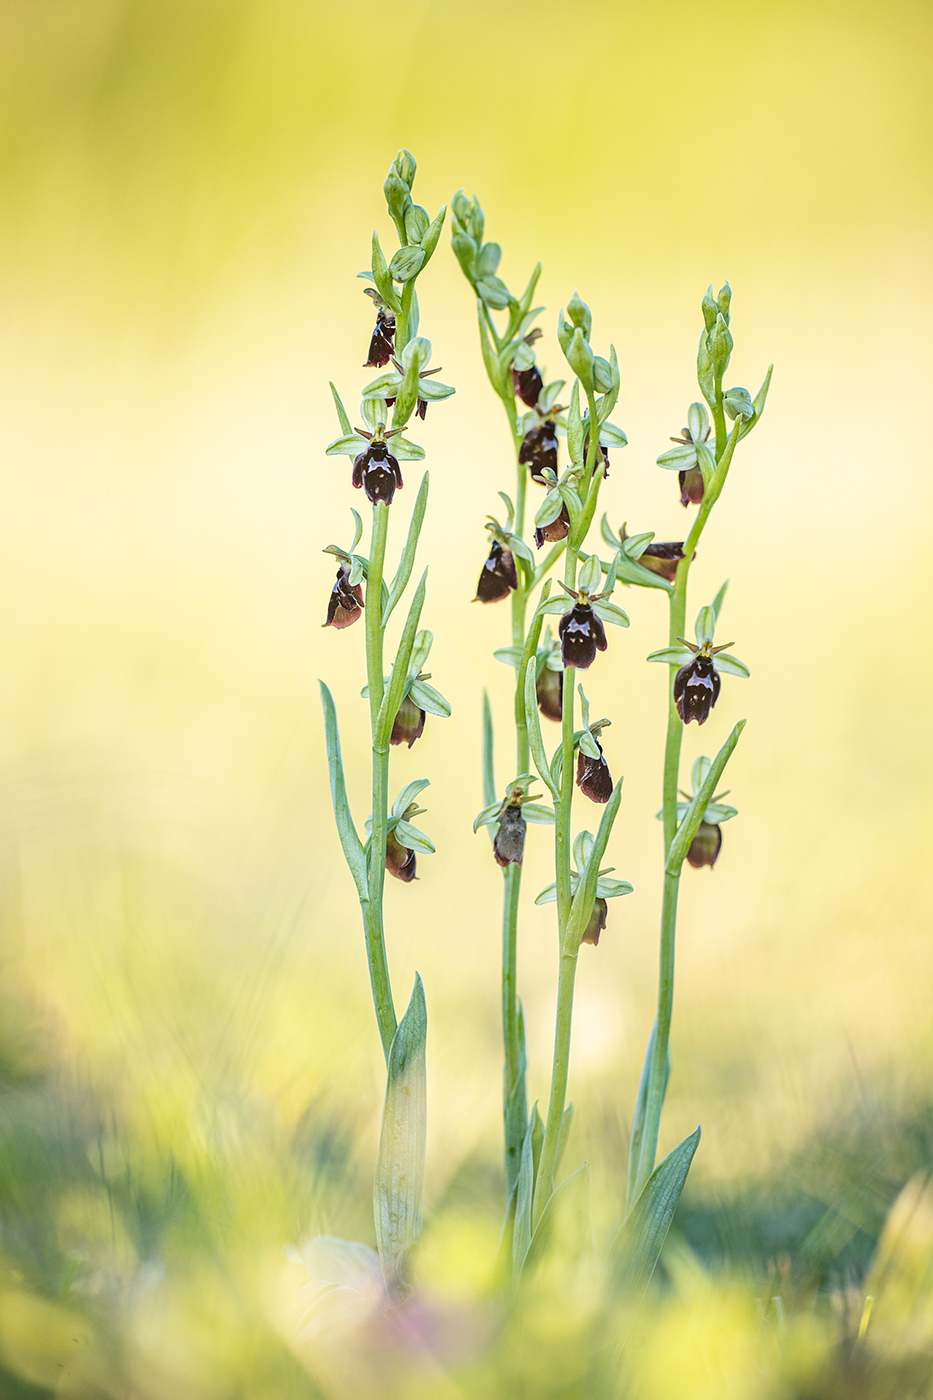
[566, 291, 592, 339]
[566, 328, 594, 390]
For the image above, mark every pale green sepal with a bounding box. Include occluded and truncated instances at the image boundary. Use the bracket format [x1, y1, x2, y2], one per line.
[326, 432, 368, 458]
[723, 386, 754, 420]
[319, 683, 368, 903]
[703, 802, 738, 823]
[536, 597, 570, 618]
[578, 731, 601, 760]
[419, 204, 447, 261]
[597, 876, 633, 899]
[494, 645, 523, 668]
[599, 421, 628, 448]
[695, 605, 716, 646]
[392, 779, 430, 817]
[577, 554, 602, 595]
[687, 402, 709, 443]
[593, 600, 630, 628]
[535, 491, 566, 529]
[473, 803, 501, 833]
[522, 803, 555, 825]
[657, 443, 696, 470]
[374, 975, 427, 1299]
[409, 680, 451, 717]
[534, 882, 558, 906]
[573, 830, 595, 871]
[404, 203, 430, 243]
[616, 554, 674, 593]
[647, 646, 693, 665]
[394, 820, 435, 854]
[714, 653, 750, 678]
[390, 436, 426, 461]
[611, 1126, 701, 1342]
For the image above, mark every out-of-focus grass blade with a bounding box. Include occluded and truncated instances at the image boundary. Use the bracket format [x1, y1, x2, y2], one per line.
[522, 1163, 590, 1278]
[611, 1125, 700, 1342]
[318, 682, 367, 902]
[373, 974, 427, 1299]
[512, 1104, 544, 1280]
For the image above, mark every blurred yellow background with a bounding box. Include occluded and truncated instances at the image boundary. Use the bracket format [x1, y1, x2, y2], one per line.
[0, 0, 932, 1390]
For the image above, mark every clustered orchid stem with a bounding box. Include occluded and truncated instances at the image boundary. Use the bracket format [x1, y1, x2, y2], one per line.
[628, 398, 744, 1204]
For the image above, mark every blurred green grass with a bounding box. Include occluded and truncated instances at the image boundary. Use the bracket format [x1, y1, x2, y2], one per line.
[0, 0, 932, 1392]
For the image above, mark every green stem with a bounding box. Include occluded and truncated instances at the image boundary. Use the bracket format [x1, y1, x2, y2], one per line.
[364, 502, 398, 1062]
[628, 414, 744, 1197]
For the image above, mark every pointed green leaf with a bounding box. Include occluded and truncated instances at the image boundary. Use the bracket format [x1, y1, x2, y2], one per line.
[612, 1126, 700, 1327]
[524, 659, 560, 800]
[482, 691, 496, 811]
[318, 683, 367, 902]
[374, 975, 427, 1299]
[330, 383, 353, 436]
[384, 473, 430, 622]
[523, 1163, 590, 1278]
[376, 571, 427, 748]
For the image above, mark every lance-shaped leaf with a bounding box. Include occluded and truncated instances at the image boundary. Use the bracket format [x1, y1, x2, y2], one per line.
[524, 659, 560, 800]
[374, 975, 427, 1299]
[611, 1125, 701, 1337]
[625, 1020, 671, 1214]
[330, 383, 353, 436]
[419, 203, 447, 262]
[482, 691, 496, 809]
[666, 721, 745, 875]
[522, 1163, 590, 1279]
[375, 571, 427, 748]
[384, 473, 429, 622]
[318, 683, 368, 903]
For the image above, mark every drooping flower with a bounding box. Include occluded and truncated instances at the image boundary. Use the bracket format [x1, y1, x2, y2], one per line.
[473, 778, 555, 869]
[535, 631, 563, 722]
[656, 402, 713, 508]
[534, 502, 570, 549]
[576, 734, 612, 803]
[582, 897, 608, 945]
[512, 363, 544, 408]
[519, 421, 559, 485]
[474, 540, 518, 604]
[363, 289, 396, 368]
[687, 821, 722, 869]
[390, 693, 426, 748]
[385, 829, 417, 881]
[324, 565, 364, 630]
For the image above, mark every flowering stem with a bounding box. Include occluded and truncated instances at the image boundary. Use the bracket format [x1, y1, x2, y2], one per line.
[536, 410, 604, 1219]
[627, 412, 743, 1202]
[364, 501, 398, 1063]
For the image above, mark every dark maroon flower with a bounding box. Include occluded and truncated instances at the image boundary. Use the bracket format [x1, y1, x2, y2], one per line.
[536, 666, 562, 722]
[679, 466, 704, 507]
[534, 502, 570, 548]
[474, 541, 518, 604]
[352, 437, 404, 506]
[512, 364, 544, 408]
[391, 694, 426, 748]
[576, 736, 613, 804]
[640, 541, 687, 582]
[558, 600, 607, 670]
[686, 820, 722, 869]
[519, 422, 558, 485]
[324, 566, 364, 630]
[386, 829, 417, 882]
[493, 802, 526, 868]
[364, 305, 396, 368]
[673, 650, 721, 725]
[581, 897, 608, 946]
